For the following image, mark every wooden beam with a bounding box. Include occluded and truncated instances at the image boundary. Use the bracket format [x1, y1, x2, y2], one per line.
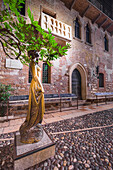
[92, 13, 102, 24]
[98, 18, 108, 28]
[69, 0, 77, 10]
[104, 23, 113, 31]
[81, 5, 91, 17]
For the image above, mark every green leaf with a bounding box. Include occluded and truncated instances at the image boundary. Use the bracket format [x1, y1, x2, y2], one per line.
[27, 7, 34, 24]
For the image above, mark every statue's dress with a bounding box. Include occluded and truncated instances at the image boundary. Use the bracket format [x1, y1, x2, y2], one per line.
[19, 60, 45, 143]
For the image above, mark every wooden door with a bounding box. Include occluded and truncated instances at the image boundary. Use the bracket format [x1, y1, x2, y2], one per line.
[72, 69, 81, 99]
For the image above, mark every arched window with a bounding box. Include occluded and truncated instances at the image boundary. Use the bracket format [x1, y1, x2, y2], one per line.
[99, 73, 104, 88]
[28, 65, 32, 83]
[17, 0, 25, 16]
[75, 18, 81, 39]
[42, 63, 51, 83]
[86, 24, 91, 44]
[104, 35, 109, 51]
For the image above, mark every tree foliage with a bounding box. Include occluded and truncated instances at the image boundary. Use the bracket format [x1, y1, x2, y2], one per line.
[0, 83, 14, 102]
[0, 0, 71, 65]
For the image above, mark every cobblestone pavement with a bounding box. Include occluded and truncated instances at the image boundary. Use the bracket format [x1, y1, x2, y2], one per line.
[0, 109, 113, 169]
[44, 109, 113, 133]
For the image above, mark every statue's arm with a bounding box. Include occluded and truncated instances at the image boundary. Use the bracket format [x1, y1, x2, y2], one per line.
[30, 60, 44, 93]
[36, 65, 44, 93]
[36, 78, 44, 93]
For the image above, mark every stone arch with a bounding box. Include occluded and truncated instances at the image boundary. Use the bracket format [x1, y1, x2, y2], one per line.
[69, 63, 87, 99]
[84, 21, 92, 30]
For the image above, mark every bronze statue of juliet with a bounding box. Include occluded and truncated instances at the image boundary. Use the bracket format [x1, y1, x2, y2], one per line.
[19, 51, 45, 144]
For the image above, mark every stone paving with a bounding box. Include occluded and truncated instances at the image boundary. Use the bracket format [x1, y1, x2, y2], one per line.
[1, 102, 113, 135]
[0, 108, 113, 169]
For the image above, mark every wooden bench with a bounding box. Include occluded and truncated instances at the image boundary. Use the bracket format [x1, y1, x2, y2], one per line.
[44, 93, 78, 111]
[95, 92, 113, 106]
[9, 95, 29, 101]
[9, 93, 78, 112]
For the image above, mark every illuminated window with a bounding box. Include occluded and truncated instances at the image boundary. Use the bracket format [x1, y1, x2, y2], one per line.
[42, 63, 51, 83]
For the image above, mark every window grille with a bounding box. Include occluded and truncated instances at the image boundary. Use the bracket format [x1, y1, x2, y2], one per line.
[86, 24, 91, 44]
[75, 18, 80, 39]
[99, 73, 104, 87]
[28, 65, 32, 83]
[42, 63, 50, 83]
[88, 0, 113, 20]
[18, 1, 25, 16]
[104, 35, 109, 51]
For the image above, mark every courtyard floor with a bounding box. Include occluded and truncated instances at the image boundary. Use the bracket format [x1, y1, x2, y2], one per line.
[0, 103, 113, 169]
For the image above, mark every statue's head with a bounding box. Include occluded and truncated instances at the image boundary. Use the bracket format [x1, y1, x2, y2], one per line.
[28, 50, 39, 61]
[35, 51, 39, 62]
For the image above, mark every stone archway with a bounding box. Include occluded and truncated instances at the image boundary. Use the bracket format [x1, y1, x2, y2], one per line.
[69, 63, 87, 99]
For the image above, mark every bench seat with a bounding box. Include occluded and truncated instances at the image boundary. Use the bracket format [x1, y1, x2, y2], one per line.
[9, 93, 78, 113]
[95, 92, 113, 106]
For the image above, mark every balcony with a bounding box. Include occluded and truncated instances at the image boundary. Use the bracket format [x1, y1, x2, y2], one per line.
[88, 0, 113, 20]
[41, 12, 72, 41]
[60, 0, 113, 36]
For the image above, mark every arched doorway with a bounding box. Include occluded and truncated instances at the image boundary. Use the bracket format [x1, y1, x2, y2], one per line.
[69, 63, 87, 100]
[72, 69, 81, 99]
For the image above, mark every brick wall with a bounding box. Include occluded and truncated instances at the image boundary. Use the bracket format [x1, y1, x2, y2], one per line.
[0, 0, 113, 99]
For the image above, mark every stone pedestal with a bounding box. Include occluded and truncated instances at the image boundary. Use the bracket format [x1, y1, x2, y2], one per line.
[14, 130, 55, 170]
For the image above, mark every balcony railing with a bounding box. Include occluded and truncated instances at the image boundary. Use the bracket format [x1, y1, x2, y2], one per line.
[88, 0, 113, 20]
[41, 12, 72, 41]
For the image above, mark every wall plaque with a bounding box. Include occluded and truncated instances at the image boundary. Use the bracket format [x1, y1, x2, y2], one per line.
[6, 59, 23, 69]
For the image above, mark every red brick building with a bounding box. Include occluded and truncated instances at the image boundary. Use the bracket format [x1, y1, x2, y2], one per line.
[0, 0, 113, 100]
